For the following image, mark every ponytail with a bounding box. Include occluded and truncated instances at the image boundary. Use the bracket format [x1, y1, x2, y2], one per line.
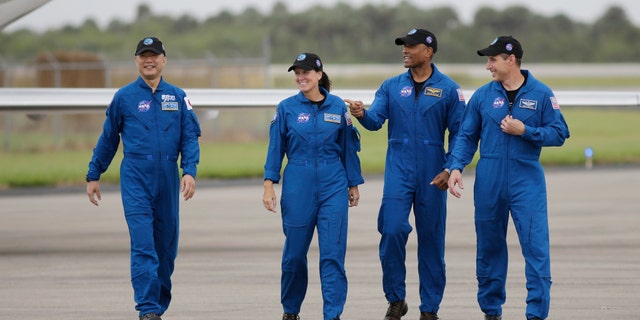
[319, 71, 332, 92]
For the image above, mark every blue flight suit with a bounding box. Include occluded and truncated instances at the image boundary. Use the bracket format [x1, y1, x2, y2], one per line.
[449, 70, 569, 319]
[264, 88, 364, 320]
[356, 64, 465, 313]
[86, 76, 201, 316]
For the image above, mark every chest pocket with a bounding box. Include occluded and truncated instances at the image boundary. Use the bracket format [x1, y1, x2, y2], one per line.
[514, 98, 543, 126]
[158, 108, 180, 132]
[288, 112, 342, 143]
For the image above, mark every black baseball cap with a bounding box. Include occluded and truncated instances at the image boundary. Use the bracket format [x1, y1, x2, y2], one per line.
[135, 37, 166, 56]
[395, 28, 438, 53]
[477, 35, 523, 58]
[288, 53, 323, 72]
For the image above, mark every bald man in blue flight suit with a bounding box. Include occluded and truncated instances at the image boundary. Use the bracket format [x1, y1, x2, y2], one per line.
[447, 36, 570, 320]
[86, 37, 201, 320]
[347, 28, 465, 320]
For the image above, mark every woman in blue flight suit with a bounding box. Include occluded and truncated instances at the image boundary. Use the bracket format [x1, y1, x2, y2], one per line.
[262, 53, 364, 320]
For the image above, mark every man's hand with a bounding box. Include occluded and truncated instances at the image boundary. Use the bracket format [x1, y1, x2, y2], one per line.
[181, 174, 196, 201]
[429, 171, 450, 191]
[500, 115, 525, 135]
[87, 181, 101, 206]
[348, 186, 360, 207]
[447, 169, 464, 198]
[344, 99, 365, 119]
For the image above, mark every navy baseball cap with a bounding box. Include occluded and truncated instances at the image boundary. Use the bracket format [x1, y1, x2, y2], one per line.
[288, 53, 323, 72]
[395, 28, 438, 53]
[477, 35, 523, 58]
[135, 37, 166, 56]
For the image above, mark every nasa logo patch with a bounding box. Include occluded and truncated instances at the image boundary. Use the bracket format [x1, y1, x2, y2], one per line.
[400, 86, 413, 97]
[297, 113, 311, 123]
[138, 100, 151, 112]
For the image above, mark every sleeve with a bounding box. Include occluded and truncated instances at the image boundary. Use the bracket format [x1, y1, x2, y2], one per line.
[86, 95, 123, 181]
[179, 94, 201, 178]
[520, 92, 570, 147]
[357, 81, 390, 131]
[341, 108, 364, 187]
[443, 87, 466, 170]
[263, 104, 287, 183]
[449, 92, 482, 172]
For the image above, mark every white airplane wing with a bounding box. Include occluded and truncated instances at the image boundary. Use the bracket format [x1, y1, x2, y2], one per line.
[0, 0, 50, 29]
[0, 88, 638, 113]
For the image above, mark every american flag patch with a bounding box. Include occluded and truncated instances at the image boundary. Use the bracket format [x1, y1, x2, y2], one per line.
[550, 96, 560, 110]
[457, 89, 465, 102]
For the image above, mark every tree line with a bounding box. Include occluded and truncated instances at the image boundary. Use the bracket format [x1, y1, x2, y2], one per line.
[1, 1, 639, 64]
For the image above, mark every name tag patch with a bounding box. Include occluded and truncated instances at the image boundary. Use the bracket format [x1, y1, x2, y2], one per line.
[424, 87, 443, 97]
[519, 99, 538, 110]
[162, 102, 179, 111]
[324, 113, 341, 124]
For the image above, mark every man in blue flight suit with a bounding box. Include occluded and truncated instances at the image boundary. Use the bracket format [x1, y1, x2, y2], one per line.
[346, 28, 465, 320]
[86, 37, 201, 320]
[447, 35, 570, 320]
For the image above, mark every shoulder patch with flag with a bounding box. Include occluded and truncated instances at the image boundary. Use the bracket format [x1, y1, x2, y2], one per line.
[550, 96, 560, 109]
[345, 111, 353, 126]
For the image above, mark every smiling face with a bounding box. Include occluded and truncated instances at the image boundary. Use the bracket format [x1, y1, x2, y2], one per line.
[484, 53, 513, 82]
[401, 43, 432, 68]
[135, 51, 166, 81]
[292, 67, 322, 94]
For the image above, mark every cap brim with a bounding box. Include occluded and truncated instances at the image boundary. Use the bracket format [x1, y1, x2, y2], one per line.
[288, 63, 315, 72]
[395, 37, 420, 46]
[135, 47, 164, 56]
[477, 47, 502, 57]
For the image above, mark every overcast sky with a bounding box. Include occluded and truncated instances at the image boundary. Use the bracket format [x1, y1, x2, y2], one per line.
[5, 0, 640, 32]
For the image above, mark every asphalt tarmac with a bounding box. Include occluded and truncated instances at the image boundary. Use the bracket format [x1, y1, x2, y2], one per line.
[0, 166, 638, 320]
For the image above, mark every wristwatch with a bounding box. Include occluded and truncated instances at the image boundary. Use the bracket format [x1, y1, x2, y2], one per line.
[443, 168, 451, 174]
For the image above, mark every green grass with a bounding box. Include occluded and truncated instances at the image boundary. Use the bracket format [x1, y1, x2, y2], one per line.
[1, 107, 639, 189]
[549, 107, 640, 164]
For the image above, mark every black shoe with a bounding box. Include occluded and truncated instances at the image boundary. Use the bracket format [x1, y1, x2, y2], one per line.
[384, 300, 408, 320]
[420, 312, 439, 320]
[282, 313, 300, 320]
[139, 313, 161, 320]
[484, 315, 501, 320]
